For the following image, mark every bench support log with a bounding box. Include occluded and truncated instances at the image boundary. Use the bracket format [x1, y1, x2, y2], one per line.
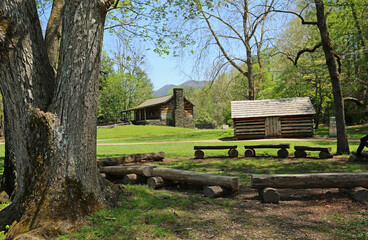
[339, 187, 368, 202]
[203, 186, 230, 198]
[195, 150, 204, 159]
[277, 149, 289, 158]
[244, 149, 255, 157]
[123, 174, 147, 185]
[294, 150, 307, 158]
[228, 149, 239, 158]
[349, 151, 368, 162]
[147, 177, 177, 189]
[259, 187, 280, 204]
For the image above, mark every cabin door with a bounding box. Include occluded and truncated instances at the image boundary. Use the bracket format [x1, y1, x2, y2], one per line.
[265, 117, 281, 137]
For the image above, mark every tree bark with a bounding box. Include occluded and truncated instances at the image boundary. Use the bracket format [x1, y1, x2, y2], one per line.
[45, 0, 65, 72]
[314, 0, 350, 154]
[0, 0, 118, 238]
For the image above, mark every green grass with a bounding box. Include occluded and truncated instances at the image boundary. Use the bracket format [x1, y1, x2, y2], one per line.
[97, 140, 360, 159]
[1, 124, 368, 239]
[314, 124, 368, 139]
[97, 125, 233, 143]
[59, 185, 236, 240]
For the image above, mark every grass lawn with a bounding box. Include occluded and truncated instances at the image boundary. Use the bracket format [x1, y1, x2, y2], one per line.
[0, 124, 368, 239]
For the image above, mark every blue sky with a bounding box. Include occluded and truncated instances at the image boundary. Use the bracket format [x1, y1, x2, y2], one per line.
[103, 33, 193, 91]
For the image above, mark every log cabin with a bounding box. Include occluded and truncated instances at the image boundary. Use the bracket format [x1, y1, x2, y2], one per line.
[231, 97, 315, 139]
[122, 88, 194, 128]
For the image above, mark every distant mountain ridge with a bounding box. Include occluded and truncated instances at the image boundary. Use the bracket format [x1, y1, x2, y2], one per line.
[153, 80, 208, 97]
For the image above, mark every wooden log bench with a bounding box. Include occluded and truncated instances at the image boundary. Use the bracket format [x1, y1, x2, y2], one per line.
[194, 145, 238, 159]
[294, 146, 333, 159]
[349, 151, 368, 162]
[251, 172, 368, 203]
[244, 144, 290, 158]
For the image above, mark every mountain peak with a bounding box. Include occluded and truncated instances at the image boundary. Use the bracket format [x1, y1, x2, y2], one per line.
[153, 80, 208, 97]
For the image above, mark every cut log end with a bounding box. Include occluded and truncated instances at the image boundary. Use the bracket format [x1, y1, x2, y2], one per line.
[228, 149, 238, 158]
[294, 150, 307, 158]
[277, 149, 289, 158]
[203, 186, 230, 198]
[123, 174, 147, 185]
[245, 149, 255, 157]
[147, 176, 177, 189]
[319, 151, 333, 159]
[260, 187, 280, 204]
[340, 187, 368, 202]
[195, 150, 204, 159]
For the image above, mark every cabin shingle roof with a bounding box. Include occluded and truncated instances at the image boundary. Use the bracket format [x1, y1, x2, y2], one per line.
[231, 97, 315, 119]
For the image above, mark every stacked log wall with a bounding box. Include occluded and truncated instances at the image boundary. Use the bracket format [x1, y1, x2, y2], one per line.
[280, 115, 314, 138]
[234, 117, 266, 139]
[234, 115, 314, 139]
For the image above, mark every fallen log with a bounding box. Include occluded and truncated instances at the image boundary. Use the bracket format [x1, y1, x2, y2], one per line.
[339, 187, 368, 202]
[123, 174, 147, 185]
[151, 168, 240, 191]
[97, 152, 165, 166]
[100, 166, 156, 177]
[349, 151, 368, 162]
[147, 177, 177, 189]
[203, 186, 231, 198]
[251, 172, 368, 189]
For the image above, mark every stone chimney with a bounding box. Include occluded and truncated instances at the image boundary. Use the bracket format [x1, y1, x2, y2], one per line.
[173, 88, 185, 127]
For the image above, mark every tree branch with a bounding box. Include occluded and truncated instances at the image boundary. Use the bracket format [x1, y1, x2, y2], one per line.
[273, 9, 317, 25]
[294, 43, 322, 65]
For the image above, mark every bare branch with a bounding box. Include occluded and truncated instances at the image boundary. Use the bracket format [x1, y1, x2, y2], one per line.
[273, 9, 317, 25]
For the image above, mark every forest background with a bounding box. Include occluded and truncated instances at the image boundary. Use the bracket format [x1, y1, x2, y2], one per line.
[96, 0, 368, 129]
[1, 0, 366, 133]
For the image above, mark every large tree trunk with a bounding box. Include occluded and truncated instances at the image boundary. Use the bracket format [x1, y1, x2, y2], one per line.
[0, 106, 16, 198]
[314, 0, 350, 155]
[0, 0, 118, 238]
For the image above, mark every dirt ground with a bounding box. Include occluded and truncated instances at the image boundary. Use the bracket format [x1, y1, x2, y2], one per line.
[130, 156, 368, 240]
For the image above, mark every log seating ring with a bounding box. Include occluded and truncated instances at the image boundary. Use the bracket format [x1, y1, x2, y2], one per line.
[244, 144, 290, 158]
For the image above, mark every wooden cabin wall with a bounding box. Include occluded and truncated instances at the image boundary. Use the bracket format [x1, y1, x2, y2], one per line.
[280, 115, 314, 137]
[234, 117, 266, 139]
[234, 115, 314, 139]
